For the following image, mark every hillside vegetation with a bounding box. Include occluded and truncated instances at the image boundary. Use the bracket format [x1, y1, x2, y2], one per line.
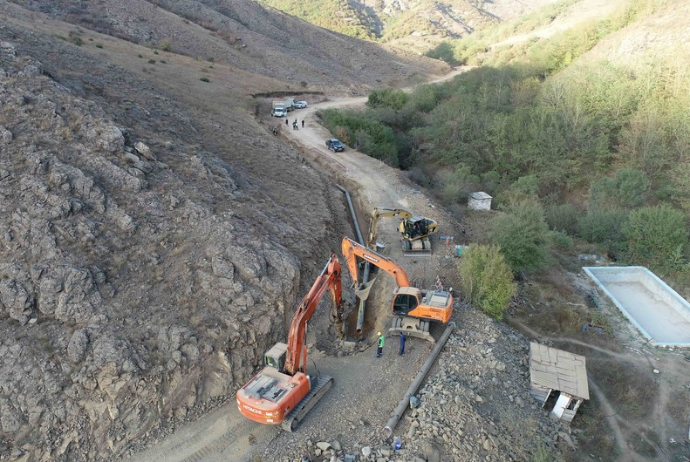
[258, 0, 559, 53]
[320, 0, 690, 280]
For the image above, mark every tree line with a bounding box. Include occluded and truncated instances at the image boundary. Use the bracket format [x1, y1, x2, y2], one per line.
[318, 0, 690, 318]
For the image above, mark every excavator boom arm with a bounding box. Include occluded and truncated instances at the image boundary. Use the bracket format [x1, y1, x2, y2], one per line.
[341, 237, 411, 288]
[284, 254, 342, 376]
[367, 208, 414, 249]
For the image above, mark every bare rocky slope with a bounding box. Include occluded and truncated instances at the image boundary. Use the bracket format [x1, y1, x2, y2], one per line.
[7, 0, 448, 93]
[0, 7, 374, 460]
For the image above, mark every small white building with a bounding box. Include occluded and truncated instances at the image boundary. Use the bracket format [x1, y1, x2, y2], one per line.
[468, 192, 492, 211]
[529, 342, 589, 422]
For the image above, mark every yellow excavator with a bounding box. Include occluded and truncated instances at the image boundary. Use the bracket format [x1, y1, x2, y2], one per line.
[367, 208, 438, 256]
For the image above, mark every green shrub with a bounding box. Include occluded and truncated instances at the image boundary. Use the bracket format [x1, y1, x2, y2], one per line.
[623, 204, 688, 272]
[368, 88, 408, 110]
[545, 204, 579, 235]
[424, 41, 456, 64]
[550, 230, 574, 250]
[481, 171, 502, 194]
[153, 50, 159, 55]
[459, 244, 516, 320]
[95, 43, 104, 49]
[200, 77, 210, 82]
[148, 59, 156, 64]
[578, 210, 627, 244]
[138, 54, 143, 58]
[159, 38, 172, 51]
[589, 168, 650, 210]
[490, 199, 549, 272]
[207, 56, 215, 62]
[407, 84, 439, 113]
[438, 165, 479, 205]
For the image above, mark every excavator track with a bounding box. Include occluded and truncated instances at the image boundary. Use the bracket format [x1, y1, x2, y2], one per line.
[281, 376, 333, 432]
[389, 317, 435, 343]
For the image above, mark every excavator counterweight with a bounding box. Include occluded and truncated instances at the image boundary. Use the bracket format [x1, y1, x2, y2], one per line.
[236, 254, 342, 431]
[342, 237, 453, 342]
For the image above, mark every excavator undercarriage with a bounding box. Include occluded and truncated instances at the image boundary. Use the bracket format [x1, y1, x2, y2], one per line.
[401, 236, 432, 256]
[389, 316, 434, 343]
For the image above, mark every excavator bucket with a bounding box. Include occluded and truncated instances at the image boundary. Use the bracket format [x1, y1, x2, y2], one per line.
[354, 277, 378, 301]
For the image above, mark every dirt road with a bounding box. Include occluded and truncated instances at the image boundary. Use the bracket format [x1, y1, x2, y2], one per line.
[128, 70, 466, 462]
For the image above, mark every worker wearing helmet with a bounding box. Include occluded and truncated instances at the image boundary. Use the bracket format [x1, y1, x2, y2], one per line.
[376, 332, 384, 358]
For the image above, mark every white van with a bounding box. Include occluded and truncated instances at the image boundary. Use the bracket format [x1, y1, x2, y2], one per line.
[271, 107, 288, 117]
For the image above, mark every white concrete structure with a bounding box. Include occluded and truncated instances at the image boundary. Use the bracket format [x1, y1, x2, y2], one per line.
[468, 192, 492, 210]
[529, 343, 589, 422]
[584, 266, 690, 347]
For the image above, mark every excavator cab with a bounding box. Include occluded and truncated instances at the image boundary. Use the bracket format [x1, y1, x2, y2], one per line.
[264, 342, 287, 371]
[400, 217, 436, 240]
[392, 292, 419, 316]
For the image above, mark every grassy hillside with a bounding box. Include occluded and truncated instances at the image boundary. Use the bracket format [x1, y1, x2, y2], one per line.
[258, 0, 560, 53]
[319, 0, 690, 277]
[258, 0, 377, 40]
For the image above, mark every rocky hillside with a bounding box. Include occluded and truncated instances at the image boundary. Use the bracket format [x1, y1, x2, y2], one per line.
[0, 8, 370, 460]
[6, 0, 447, 92]
[258, 0, 561, 53]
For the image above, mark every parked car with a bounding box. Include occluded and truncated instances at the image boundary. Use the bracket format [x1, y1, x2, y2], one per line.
[271, 107, 288, 117]
[326, 139, 345, 152]
[294, 101, 308, 109]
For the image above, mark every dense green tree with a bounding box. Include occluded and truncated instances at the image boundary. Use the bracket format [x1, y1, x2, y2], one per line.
[490, 199, 549, 272]
[424, 41, 456, 64]
[545, 204, 579, 235]
[578, 210, 628, 245]
[589, 168, 650, 210]
[623, 205, 688, 272]
[368, 88, 408, 110]
[459, 244, 517, 320]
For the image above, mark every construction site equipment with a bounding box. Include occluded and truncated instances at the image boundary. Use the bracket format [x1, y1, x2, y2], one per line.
[366, 208, 438, 256]
[341, 237, 453, 342]
[236, 255, 343, 431]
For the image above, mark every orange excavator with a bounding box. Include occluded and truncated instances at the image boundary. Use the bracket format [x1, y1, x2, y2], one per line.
[342, 237, 453, 342]
[236, 254, 343, 431]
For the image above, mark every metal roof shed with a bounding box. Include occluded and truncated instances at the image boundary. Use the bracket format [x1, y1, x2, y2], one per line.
[468, 192, 492, 210]
[529, 342, 589, 422]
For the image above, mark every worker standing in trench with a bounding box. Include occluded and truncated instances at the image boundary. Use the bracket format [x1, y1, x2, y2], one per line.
[376, 332, 385, 358]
